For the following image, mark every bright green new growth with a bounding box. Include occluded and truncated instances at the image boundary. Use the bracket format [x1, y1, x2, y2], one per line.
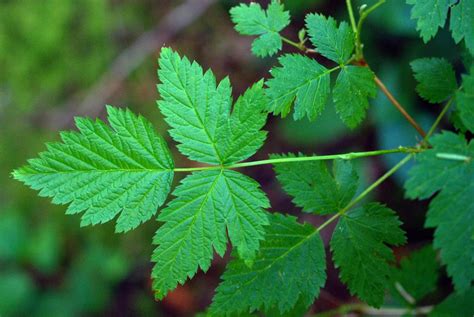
[153, 47, 273, 299]
[410, 57, 457, 103]
[407, 0, 474, 54]
[265, 57, 376, 127]
[405, 132, 474, 292]
[152, 170, 269, 299]
[333, 65, 377, 128]
[157, 48, 268, 166]
[265, 54, 331, 121]
[390, 245, 440, 304]
[210, 213, 326, 315]
[330, 203, 407, 308]
[272, 156, 358, 214]
[456, 67, 474, 133]
[229, 0, 290, 57]
[12, 106, 174, 233]
[305, 13, 354, 64]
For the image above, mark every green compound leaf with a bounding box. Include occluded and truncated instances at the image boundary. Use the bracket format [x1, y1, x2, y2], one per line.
[152, 170, 269, 299]
[157, 48, 268, 165]
[390, 245, 440, 304]
[407, 0, 474, 55]
[333, 66, 377, 128]
[330, 203, 407, 307]
[456, 67, 474, 133]
[305, 13, 354, 64]
[210, 213, 326, 316]
[13, 106, 174, 233]
[265, 54, 331, 121]
[230, 0, 290, 57]
[405, 132, 474, 292]
[429, 287, 474, 317]
[410, 58, 457, 103]
[272, 155, 358, 214]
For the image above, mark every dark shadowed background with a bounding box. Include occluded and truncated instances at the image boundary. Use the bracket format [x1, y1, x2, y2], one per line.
[0, 0, 461, 316]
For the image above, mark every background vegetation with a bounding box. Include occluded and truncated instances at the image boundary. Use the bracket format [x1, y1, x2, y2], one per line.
[0, 0, 463, 315]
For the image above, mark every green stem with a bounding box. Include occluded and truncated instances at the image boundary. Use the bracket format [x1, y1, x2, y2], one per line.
[424, 95, 456, 142]
[346, 0, 358, 34]
[173, 147, 419, 172]
[281, 35, 305, 51]
[314, 303, 433, 317]
[316, 154, 413, 232]
[356, 0, 386, 60]
[345, 0, 361, 59]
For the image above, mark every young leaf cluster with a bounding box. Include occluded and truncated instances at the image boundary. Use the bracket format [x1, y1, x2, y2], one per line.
[232, 1, 377, 128]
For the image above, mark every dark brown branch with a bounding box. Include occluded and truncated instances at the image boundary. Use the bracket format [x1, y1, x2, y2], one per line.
[374, 75, 427, 139]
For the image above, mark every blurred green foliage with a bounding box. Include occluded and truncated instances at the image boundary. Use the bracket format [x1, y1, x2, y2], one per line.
[0, 0, 468, 315]
[0, 0, 113, 112]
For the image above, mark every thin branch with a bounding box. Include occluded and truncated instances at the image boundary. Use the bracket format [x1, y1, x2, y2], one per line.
[374, 75, 427, 139]
[314, 302, 433, 317]
[356, 0, 385, 59]
[281, 35, 305, 51]
[395, 282, 416, 305]
[173, 146, 420, 172]
[41, 0, 217, 129]
[315, 154, 414, 232]
[424, 94, 457, 141]
[345, 0, 358, 34]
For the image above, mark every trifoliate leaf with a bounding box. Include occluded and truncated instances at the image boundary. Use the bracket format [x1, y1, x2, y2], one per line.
[456, 67, 474, 133]
[450, 1, 474, 56]
[410, 58, 457, 103]
[13, 106, 174, 233]
[230, 1, 290, 57]
[157, 48, 268, 165]
[265, 54, 331, 121]
[429, 287, 474, 317]
[390, 245, 440, 303]
[152, 170, 269, 299]
[272, 155, 358, 214]
[330, 203, 407, 307]
[406, 0, 452, 42]
[405, 132, 474, 292]
[407, 0, 474, 55]
[333, 66, 377, 128]
[210, 213, 326, 315]
[305, 13, 354, 64]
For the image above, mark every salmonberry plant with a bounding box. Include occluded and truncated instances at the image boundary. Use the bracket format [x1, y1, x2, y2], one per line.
[13, 1, 474, 316]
